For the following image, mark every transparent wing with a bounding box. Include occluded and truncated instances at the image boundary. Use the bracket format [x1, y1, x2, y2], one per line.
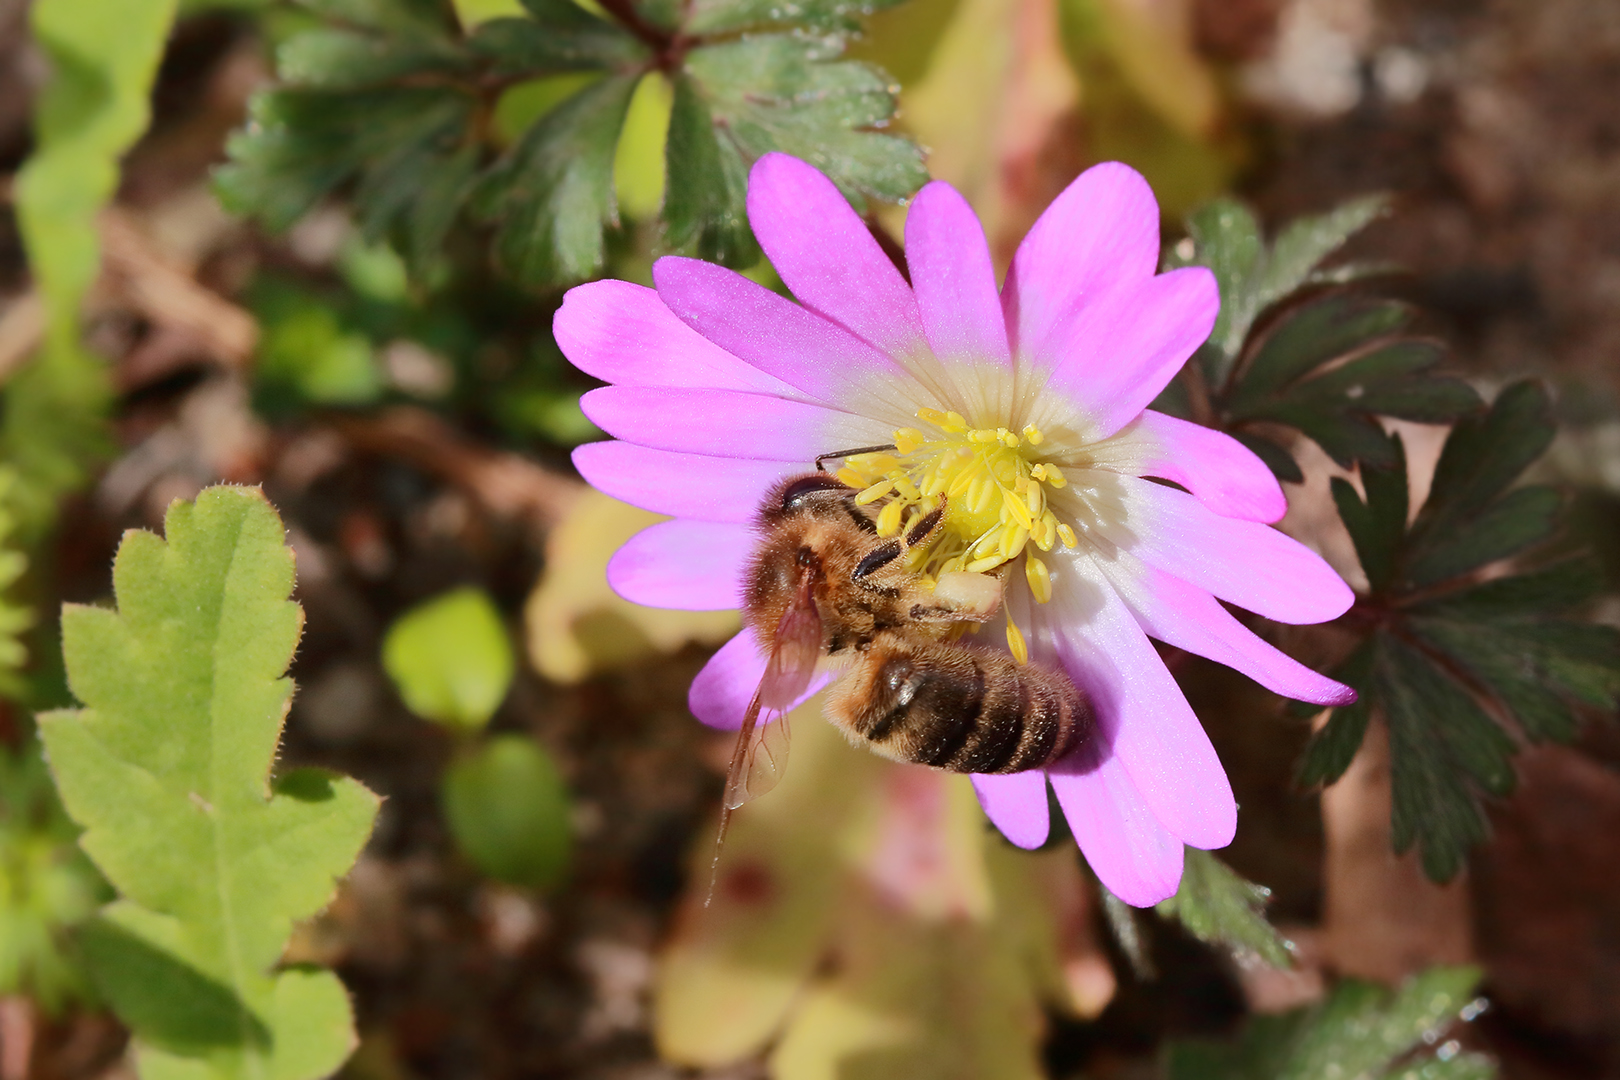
[705, 568, 818, 905]
[722, 690, 792, 810]
[759, 569, 822, 709]
[706, 688, 793, 907]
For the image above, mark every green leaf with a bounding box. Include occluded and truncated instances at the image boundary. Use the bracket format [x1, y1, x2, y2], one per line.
[1296, 638, 1376, 788]
[1181, 198, 1261, 367]
[684, 0, 909, 36]
[0, 740, 107, 1012]
[663, 72, 758, 265]
[1403, 381, 1557, 588]
[38, 487, 378, 1078]
[219, 0, 923, 288]
[1255, 194, 1388, 315]
[1155, 849, 1291, 968]
[441, 734, 571, 888]
[382, 586, 515, 730]
[1181, 200, 1475, 482]
[672, 35, 927, 260]
[1228, 295, 1412, 414]
[469, 4, 648, 76]
[1380, 635, 1515, 880]
[217, 85, 480, 271]
[1304, 384, 1620, 881]
[1167, 966, 1492, 1080]
[0, 470, 33, 697]
[276, 27, 471, 89]
[5, 0, 176, 541]
[473, 72, 641, 285]
[1330, 434, 1408, 594]
[255, 292, 382, 406]
[1229, 310, 1479, 473]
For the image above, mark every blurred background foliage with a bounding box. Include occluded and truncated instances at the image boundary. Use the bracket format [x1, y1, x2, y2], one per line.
[1, 0, 1619, 1076]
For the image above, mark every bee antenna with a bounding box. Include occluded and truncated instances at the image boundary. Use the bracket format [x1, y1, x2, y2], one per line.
[814, 444, 898, 472]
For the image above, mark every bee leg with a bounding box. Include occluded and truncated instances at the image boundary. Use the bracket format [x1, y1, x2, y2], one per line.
[852, 539, 904, 580]
[903, 500, 946, 548]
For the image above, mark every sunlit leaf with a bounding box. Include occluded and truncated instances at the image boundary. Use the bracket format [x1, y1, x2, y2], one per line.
[382, 586, 515, 731]
[219, 0, 923, 287]
[39, 487, 378, 1078]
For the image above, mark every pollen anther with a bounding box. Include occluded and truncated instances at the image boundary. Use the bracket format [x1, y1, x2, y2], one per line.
[837, 408, 1085, 606]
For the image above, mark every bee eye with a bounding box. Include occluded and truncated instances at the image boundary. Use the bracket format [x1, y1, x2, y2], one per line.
[779, 474, 850, 513]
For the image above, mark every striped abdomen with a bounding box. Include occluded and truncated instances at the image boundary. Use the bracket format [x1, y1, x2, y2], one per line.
[825, 640, 1091, 774]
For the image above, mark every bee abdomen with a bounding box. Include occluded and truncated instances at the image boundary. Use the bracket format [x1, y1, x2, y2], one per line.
[828, 642, 1091, 774]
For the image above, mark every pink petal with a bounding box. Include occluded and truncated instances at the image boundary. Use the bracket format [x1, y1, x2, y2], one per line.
[555, 280, 803, 398]
[971, 771, 1050, 849]
[1089, 411, 1287, 523]
[1032, 267, 1219, 442]
[1099, 475, 1356, 625]
[902, 181, 1019, 424]
[1104, 548, 1357, 706]
[572, 441, 801, 523]
[1041, 555, 1236, 851]
[906, 181, 1012, 371]
[606, 519, 754, 610]
[689, 628, 832, 730]
[1049, 744, 1185, 907]
[580, 386, 892, 462]
[745, 153, 927, 360]
[1002, 161, 1161, 374]
[653, 257, 923, 425]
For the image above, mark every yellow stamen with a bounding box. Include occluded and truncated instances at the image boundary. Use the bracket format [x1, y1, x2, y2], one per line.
[1006, 618, 1029, 665]
[875, 499, 905, 536]
[827, 407, 1087, 600]
[1000, 525, 1030, 560]
[855, 480, 894, 505]
[1057, 523, 1079, 548]
[1001, 487, 1035, 531]
[1025, 556, 1053, 604]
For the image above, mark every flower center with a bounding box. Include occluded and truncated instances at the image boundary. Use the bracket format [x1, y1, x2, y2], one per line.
[834, 408, 1081, 660]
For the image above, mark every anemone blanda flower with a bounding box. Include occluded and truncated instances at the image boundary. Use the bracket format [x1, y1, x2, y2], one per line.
[556, 153, 1355, 906]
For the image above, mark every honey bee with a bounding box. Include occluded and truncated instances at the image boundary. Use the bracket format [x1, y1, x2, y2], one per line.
[708, 466, 1093, 890]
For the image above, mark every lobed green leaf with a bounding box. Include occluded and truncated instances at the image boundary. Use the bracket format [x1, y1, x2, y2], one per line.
[1167, 966, 1492, 1080]
[474, 72, 642, 285]
[220, 0, 924, 288]
[1155, 849, 1291, 968]
[5, 0, 176, 541]
[1301, 383, 1620, 880]
[40, 487, 377, 1079]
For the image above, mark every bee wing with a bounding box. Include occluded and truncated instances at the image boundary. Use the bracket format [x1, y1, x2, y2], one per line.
[705, 572, 819, 906]
[706, 688, 792, 906]
[721, 688, 792, 810]
[759, 567, 822, 710]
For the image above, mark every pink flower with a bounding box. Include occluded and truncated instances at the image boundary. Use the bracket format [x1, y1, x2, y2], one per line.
[557, 154, 1355, 905]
